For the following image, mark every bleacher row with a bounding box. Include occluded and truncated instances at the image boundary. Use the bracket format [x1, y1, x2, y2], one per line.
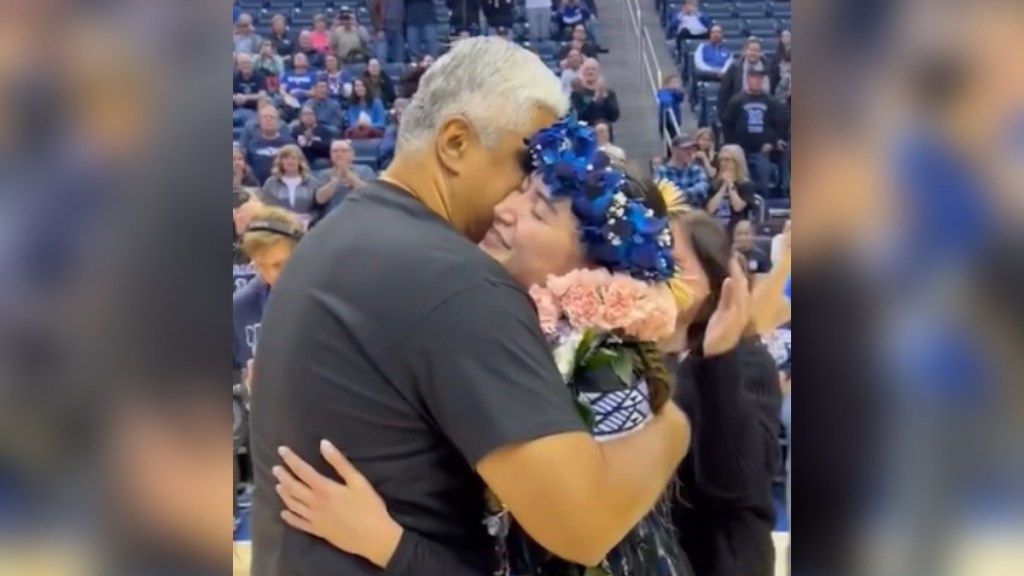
[658, 0, 790, 226]
[234, 0, 598, 170]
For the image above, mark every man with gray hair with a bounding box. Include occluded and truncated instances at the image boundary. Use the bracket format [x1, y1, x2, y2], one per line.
[249, 37, 687, 575]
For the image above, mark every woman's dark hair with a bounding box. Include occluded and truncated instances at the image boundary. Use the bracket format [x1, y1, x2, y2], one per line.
[349, 78, 370, 105]
[677, 212, 733, 353]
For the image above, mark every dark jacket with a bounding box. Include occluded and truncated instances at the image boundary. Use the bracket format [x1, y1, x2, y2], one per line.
[670, 337, 781, 576]
[720, 91, 784, 155]
[716, 56, 770, 121]
[570, 87, 620, 135]
[362, 71, 398, 108]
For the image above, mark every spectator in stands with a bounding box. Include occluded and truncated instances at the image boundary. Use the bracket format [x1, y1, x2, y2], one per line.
[558, 49, 583, 96]
[233, 53, 266, 127]
[446, 0, 482, 35]
[655, 134, 710, 207]
[657, 74, 685, 142]
[293, 30, 326, 69]
[693, 25, 732, 80]
[313, 139, 377, 221]
[245, 106, 295, 183]
[233, 13, 262, 55]
[254, 40, 285, 80]
[557, 0, 591, 39]
[570, 58, 620, 137]
[564, 24, 599, 58]
[732, 219, 771, 275]
[594, 121, 625, 163]
[717, 37, 770, 116]
[280, 52, 318, 108]
[309, 14, 333, 54]
[321, 54, 352, 99]
[330, 9, 372, 64]
[293, 106, 334, 170]
[239, 98, 286, 149]
[259, 145, 322, 223]
[233, 206, 305, 373]
[344, 79, 387, 139]
[233, 145, 260, 189]
[769, 29, 791, 99]
[306, 80, 346, 131]
[671, 0, 711, 58]
[406, 0, 440, 61]
[720, 68, 785, 196]
[362, 58, 398, 108]
[268, 14, 295, 57]
[484, 0, 516, 31]
[693, 127, 718, 178]
[399, 61, 428, 98]
[374, 0, 406, 64]
[706, 144, 755, 233]
[525, 0, 553, 42]
[378, 97, 409, 168]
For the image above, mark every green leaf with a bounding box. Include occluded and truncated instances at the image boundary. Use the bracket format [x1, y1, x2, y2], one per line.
[610, 353, 634, 384]
[573, 329, 597, 367]
[583, 348, 617, 372]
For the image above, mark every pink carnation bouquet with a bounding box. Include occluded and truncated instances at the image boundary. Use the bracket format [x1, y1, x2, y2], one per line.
[528, 269, 677, 383]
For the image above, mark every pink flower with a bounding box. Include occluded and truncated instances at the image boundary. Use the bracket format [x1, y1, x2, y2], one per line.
[623, 285, 678, 341]
[598, 274, 645, 330]
[559, 280, 602, 330]
[529, 285, 561, 336]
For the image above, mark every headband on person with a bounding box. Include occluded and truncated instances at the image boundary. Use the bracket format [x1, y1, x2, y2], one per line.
[244, 220, 304, 241]
[526, 116, 675, 282]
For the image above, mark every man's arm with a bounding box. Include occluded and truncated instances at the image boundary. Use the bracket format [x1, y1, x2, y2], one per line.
[478, 405, 689, 566]
[314, 175, 340, 205]
[413, 281, 690, 566]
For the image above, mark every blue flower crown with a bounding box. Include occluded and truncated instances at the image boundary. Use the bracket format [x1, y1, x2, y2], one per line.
[527, 117, 675, 282]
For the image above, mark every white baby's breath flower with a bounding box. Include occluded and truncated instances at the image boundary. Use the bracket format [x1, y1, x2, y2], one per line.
[552, 330, 585, 382]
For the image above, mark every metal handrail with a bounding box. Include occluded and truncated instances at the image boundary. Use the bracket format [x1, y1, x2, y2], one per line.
[623, 0, 676, 156]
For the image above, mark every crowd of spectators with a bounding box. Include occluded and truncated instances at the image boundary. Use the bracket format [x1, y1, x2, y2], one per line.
[233, 0, 618, 233]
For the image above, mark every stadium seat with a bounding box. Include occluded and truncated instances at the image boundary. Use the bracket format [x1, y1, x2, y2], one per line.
[735, 2, 769, 18]
[352, 138, 382, 168]
[745, 18, 777, 37]
[703, 4, 735, 20]
[712, 18, 744, 37]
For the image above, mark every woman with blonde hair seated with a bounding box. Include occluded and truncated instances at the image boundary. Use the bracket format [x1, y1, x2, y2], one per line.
[259, 144, 321, 227]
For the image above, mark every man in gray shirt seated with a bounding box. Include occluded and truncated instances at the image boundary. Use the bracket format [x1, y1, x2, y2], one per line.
[314, 139, 377, 220]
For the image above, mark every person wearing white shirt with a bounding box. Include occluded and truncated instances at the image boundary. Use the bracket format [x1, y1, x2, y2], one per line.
[559, 48, 583, 96]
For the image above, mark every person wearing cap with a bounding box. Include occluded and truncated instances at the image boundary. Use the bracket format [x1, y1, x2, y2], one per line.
[720, 66, 786, 196]
[330, 8, 373, 63]
[654, 134, 711, 207]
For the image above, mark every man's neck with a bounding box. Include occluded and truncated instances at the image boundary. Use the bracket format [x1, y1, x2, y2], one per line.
[381, 154, 467, 236]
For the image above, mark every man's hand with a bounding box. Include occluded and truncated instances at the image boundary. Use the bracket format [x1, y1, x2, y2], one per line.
[777, 140, 787, 150]
[760, 143, 774, 154]
[703, 256, 750, 357]
[233, 94, 247, 106]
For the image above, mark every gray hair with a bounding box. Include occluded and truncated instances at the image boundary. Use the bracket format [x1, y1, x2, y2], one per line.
[397, 37, 569, 153]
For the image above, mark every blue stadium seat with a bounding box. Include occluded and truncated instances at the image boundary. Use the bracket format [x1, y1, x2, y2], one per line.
[238, 0, 264, 12]
[383, 62, 405, 80]
[352, 138, 382, 168]
[722, 37, 746, 54]
[745, 18, 777, 37]
[712, 18, 744, 37]
[703, 4, 734, 20]
[771, 3, 792, 18]
[268, 0, 297, 9]
[734, 2, 768, 18]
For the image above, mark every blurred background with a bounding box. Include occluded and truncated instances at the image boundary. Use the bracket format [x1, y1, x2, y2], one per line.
[0, 0, 1020, 574]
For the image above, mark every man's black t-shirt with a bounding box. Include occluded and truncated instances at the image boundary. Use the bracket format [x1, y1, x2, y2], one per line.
[249, 181, 585, 576]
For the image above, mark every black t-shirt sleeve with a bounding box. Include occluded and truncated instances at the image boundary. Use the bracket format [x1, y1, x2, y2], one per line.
[408, 280, 587, 466]
[384, 530, 484, 576]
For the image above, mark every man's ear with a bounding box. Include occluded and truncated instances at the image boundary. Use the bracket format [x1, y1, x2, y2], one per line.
[435, 116, 473, 175]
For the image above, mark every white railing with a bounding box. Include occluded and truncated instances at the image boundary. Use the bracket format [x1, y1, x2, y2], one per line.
[622, 0, 679, 155]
